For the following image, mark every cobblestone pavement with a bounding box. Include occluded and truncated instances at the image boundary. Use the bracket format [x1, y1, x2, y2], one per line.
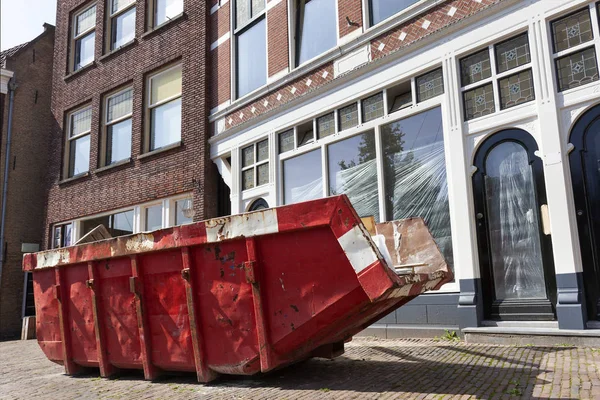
[1, 337, 599, 399]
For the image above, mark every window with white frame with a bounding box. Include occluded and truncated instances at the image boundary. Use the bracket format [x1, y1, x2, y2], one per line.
[144, 204, 163, 231]
[174, 198, 194, 225]
[283, 148, 323, 204]
[235, 0, 267, 98]
[107, 0, 136, 51]
[103, 87, 133, 166]
[53, 223, 73, 249]
[151, 0, 184, 28]
[460, 32, 534, 121]
[147, 64, 182, 151]
[81, 209, 134, 238]
[369, 0, 419, 26]
[72, 4, 96, 71]
[295, 0, 337, 66]
[241, 139, 269, 191]
[551, 6, 600, 92]
[66, 106, 92, 178]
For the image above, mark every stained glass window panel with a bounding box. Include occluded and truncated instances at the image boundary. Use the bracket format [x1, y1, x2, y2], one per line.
[495, 33, 531, 73]
[460, 49, 492, 86]
[463, 84, 495, 121]
[551, 8, 593, 53]
[279, 130, 294, 153]
[338, 103, 358, 131]
[361, 93, 384, 123]
[556, 47, 599, 91]
[317, 112, 335, 139]
[416, 68, 444, 103]
[499, 69, 535, 110]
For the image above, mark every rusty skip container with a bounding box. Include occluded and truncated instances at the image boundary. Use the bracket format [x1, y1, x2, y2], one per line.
[23, 195, 452, 382]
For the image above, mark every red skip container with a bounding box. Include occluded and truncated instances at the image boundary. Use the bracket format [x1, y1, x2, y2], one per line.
[23, 195, 452, 382]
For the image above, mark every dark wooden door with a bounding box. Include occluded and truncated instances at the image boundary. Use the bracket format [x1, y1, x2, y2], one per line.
[569, 105, 600, 321]
[473, 129, 556, 320]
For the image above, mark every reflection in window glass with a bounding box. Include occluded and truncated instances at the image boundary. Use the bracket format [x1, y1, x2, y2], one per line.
[381, 107, 453, 268]
[107, 119, 132, 164]
[75, 31, 95, 70]
[53, 224, 73, 249]
[283, 149, 322, 204]
[155, 0, 184, 26]
[296, 0, 337, 65]
[328, 131, 379, 221]
[175, 199, 194, 225]
[111, 6, 136, 50]
[151, 98, 181, 150]
[69, 135, 90, 176]
[237, 18, 267, 98]
[369, 0, 419, 26]
[145, 205, 163, 231]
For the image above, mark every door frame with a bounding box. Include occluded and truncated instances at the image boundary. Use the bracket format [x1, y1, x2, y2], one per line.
[569, 104, 600, 321]
[472, 129, 557, 321]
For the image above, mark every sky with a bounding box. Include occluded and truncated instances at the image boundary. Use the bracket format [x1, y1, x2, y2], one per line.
[1, 0, 56, 51]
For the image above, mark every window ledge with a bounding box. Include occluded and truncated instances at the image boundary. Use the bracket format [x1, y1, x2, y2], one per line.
[141, 13, 186, 40]
[58, 172, 90, 186]
[99, 40, 137, 62]
[138, 141, 182, 160]
[64, 61, 97, 81]
[95, 158, 132, 174]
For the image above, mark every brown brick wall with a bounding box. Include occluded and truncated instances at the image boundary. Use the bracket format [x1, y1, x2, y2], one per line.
[0, 28, 55, 339]
[338, 0, 364, 39]
[46, 1, 216, 248]
[216, 0, 505, 133]
[210, 37, 231, 110]
[267, 0, 289, 77]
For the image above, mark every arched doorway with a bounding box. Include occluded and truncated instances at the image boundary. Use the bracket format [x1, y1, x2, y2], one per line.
[569, 105, 600, 321]
[473, 129, 556, 320]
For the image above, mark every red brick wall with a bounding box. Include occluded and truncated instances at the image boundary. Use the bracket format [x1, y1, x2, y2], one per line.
[267, 0, 289, 77]
[0, 28, 55, 339]
[46, 1, 216, 248]
[338, 0, 364, 39]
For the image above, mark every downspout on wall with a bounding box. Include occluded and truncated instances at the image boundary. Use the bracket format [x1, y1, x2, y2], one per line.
[0, 77, 17, 291]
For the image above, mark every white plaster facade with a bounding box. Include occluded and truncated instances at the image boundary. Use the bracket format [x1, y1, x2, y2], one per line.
[210, 0, 600, 330]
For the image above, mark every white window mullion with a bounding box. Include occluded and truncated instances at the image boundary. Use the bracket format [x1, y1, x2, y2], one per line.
[374, 124, 386, 223]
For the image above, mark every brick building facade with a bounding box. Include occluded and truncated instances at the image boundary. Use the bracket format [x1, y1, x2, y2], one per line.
[0, 25, 55, 339]
[209, 0, 600, 336]
[45, 0, 222, 254]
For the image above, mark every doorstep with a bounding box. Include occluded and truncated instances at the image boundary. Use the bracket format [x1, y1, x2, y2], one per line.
[463, 325, 600, 347]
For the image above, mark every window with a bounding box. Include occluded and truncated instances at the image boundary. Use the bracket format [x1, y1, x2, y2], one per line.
[328, 131, 379, 220]
[107, 0, 136, 51]
[147, 64, 182, 151]
[369, 0, 419, 26]
[283, 149, 322, 204]
[235, 0, 267, 98]
[53, 224, 73, 248]
[144, 204, 163, 231]
[460, 32, 534, 120]
[241, 139, 269, 190]
[175, 198, 194, 225]
[381, 107, 453, 267]
[316, 112, 335, 139]
[82, 210, 134, 238]
[551, 7, 599, 91]
[338, 103, 359, 131]
[416, 68, 444, 103]
[362, 92, 384, 123]
[279, 129, 295, 153]
[72, 4, 96, 71]
[151, 0, 184, 28]
[103, 88, 132, 166]
[66, 106, 92, 177]
[295, 0, 337, 66]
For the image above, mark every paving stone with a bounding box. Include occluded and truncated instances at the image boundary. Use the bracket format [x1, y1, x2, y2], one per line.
[0, 338, 599, 399]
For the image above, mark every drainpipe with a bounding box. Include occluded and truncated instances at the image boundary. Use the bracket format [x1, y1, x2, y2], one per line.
[0, 77, 17, 290]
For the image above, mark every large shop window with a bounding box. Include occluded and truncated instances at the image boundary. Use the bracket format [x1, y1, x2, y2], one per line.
[147, 64, 182, 151]
[103, 87, 133, 166]
[328, 131, 379, 221]
[66, 106, 92, 178]
[381, 107, 454, 266]
[72, 4, 96, 71]
[369, 0, 419, 26]
[152, 0, 184, 27]
[82, 210, 134, 238]
[107, 0, 136, 51]
[296, 0, 337, 66]
[460, 32, 534, 121]
[283, 149, 323, 204]
[236, 0, 267, 98]
[551, 7, 599, 91]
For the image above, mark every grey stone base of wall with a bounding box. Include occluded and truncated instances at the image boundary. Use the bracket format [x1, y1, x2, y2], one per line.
[358, 324, 459, 339]
[464, 327, 600, 347]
